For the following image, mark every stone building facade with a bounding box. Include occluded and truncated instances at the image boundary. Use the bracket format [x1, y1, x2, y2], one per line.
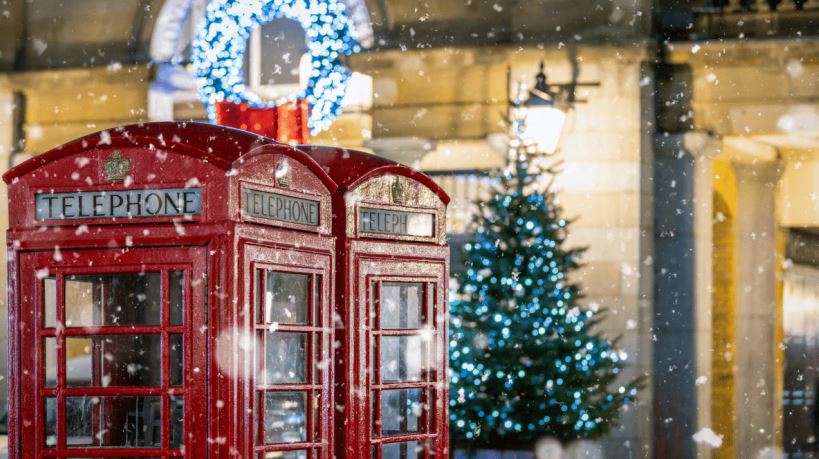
[1, 0, 819, 457]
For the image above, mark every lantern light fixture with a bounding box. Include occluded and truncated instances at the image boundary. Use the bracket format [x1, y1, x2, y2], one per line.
[513, 60, 599, 155]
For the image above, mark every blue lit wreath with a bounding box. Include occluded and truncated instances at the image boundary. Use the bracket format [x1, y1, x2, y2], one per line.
[192, 0, 361, 134]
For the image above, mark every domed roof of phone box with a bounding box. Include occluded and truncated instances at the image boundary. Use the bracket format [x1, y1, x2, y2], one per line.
[296, 145, 449, 204]
[3, 122, 448, 205]
[3, 122, 326, 187]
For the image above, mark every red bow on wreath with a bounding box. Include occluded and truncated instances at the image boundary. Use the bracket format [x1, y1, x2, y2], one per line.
[215, 99, 310, 144]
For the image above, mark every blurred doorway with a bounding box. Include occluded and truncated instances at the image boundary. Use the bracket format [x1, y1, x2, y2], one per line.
[783, 230, 819, 458]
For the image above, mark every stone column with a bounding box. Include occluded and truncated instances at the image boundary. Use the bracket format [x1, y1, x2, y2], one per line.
[686, 133, 719, 459]
[651, 131, 720, 459]
[652, 133, 697, 459]
[732, 161, 782, 458]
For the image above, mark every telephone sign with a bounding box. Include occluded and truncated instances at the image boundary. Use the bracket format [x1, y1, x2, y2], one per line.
[358, 207, 435, 237]
[35, 188, 202, 220]
[242, 186, 320, 226]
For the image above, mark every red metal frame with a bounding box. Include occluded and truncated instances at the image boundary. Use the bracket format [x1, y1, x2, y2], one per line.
[5, 122, 450, 459]
[368, 278, 437, 455]
[20, 247, 208, 458]
[240, 237, 335, 459]
[354, 251, 449, 459]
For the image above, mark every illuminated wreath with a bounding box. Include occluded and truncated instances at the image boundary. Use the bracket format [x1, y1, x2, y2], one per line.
[192, 0, 360, 134]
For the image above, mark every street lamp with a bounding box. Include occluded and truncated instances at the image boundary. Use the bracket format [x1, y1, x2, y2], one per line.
[519, 63, 567, 155]
[511, 61, 599, 158]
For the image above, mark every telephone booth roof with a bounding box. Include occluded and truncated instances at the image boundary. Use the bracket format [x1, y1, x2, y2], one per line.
[2, 122, 448, 242]
[2, 122, 337, 193]
[1, 122, 451, 204]
[2, 122, 347, 234]
[297, 145, 450, 205]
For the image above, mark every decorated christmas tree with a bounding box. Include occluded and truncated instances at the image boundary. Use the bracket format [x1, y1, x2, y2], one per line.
[448, 91, 640, 449]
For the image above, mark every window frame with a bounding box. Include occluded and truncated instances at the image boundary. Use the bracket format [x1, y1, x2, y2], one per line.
[23, 246, 208, 459]
[368, 276, 441, 459]
[252, 262, 328, 459]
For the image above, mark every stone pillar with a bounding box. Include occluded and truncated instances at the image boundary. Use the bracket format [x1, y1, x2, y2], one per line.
[688, 134, 718, 459]
[651, 131, 719, 459]
[732, 161, 782, 458]
[554, 58, 654, 458]
[652, 134, 697, 459]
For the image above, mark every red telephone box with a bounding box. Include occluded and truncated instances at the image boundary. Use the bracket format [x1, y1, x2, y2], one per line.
[297, 147, 450, 459]
[4, 122, 449, 459]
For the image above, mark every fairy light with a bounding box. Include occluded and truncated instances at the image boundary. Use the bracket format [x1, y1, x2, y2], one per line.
[192, 0, 361, 134]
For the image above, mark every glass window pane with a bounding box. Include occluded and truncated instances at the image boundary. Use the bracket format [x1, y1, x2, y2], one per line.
[314, 333, 323, 385]
[266, 332, 306, 384]
[371, 282, 377, 328]
[44, 277, 57, 328]
[255, 269, 263, 324]
[66, 395, 161, 447]
[44, 397, 57, 448]
[380, 336, 423, 382]
[170, 334, 184, 387]
[65, 273, 161, 327]
[263, 451, 308, 459]
[380, 283, 422, 329]
[428, 392, 436, 433]
[264, 391, 306, 444]
[382, 441, 419, 459]
[381, 389, 422, 436]
[170, 271, 184, 325]
[370, 338, 376, 383]
[371, 394, 378, 435]
[313, 391, 321, 441]
[313, 274, 321, 327]
[66, 335, 162, 387]
[427, 283, 435, 319]
[44, 337, 57, 388]
[262, 272, 309, 324]
[170, 395, 184, 449]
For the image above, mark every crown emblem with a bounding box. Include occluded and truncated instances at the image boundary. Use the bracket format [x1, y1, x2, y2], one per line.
[391, 177, 405, 204]
[275, 159, 291, 188]
[104, 151, 130, 181]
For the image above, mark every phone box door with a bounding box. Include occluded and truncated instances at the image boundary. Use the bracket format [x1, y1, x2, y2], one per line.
[353, 248, 449, 459]
[14, 246, 208, 458]
[241, 239, 334, 459]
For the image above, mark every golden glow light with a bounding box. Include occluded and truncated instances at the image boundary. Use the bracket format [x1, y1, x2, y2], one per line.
[521, 105, 567, 154]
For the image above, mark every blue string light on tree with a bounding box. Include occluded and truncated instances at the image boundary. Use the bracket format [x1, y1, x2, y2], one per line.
[192, 0, 361, 134]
